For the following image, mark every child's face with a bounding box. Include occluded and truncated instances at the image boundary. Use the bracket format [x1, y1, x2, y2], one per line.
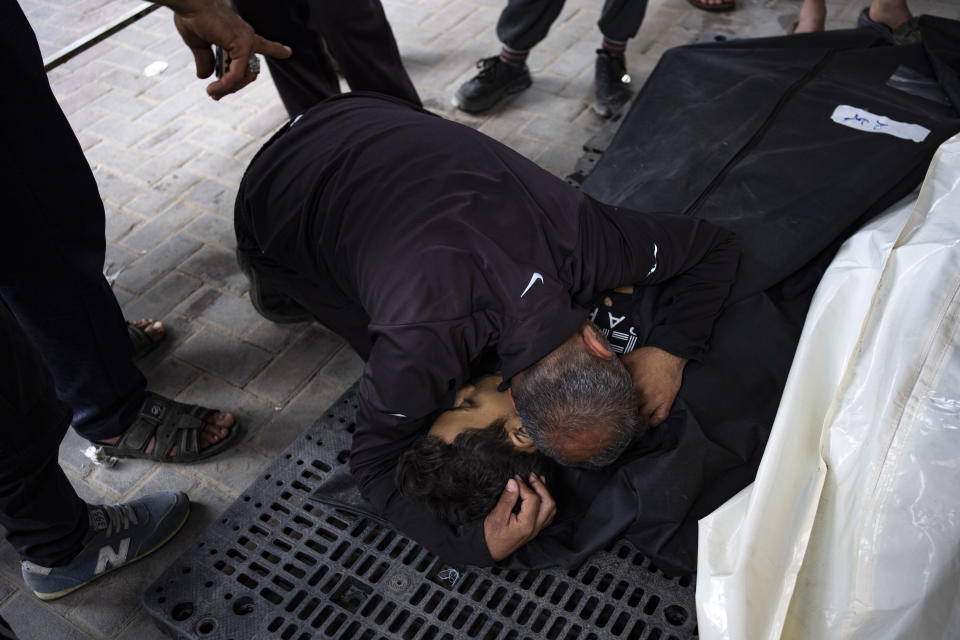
[428, 375, 530, 450]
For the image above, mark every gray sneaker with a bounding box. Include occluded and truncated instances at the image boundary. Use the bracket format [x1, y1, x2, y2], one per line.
[21, 492, 190, 600]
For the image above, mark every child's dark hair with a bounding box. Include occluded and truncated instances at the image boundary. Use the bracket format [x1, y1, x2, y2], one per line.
[395, 418, 552, 525]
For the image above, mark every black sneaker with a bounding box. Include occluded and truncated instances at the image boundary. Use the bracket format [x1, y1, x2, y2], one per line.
[453, 56, 533, 113]
[594, 50, 632, 118]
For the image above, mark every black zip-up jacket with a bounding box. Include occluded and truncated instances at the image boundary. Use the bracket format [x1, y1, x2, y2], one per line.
[236, 93, 740, 565]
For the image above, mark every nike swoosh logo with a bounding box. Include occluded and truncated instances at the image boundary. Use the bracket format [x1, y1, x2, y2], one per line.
[520, 272, 544, 298]
[645, 243, 659, 278]
[389, 413, 407, 418]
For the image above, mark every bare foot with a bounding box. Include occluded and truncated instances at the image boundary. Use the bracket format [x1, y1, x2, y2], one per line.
[129, 318, 165, 343]
[98, 409, 236, 458]
[868, 0, 912, 30]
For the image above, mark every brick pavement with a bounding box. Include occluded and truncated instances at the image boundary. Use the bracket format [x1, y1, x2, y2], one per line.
[7, 0, 955, 637]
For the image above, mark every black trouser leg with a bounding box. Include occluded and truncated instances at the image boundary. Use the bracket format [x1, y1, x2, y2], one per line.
[0, 302, 88, 567]
[496, 0, 566, 51]
[234, 0, 420, 116]
[0, 1, 146, 444]
[597, 0, 649, 42]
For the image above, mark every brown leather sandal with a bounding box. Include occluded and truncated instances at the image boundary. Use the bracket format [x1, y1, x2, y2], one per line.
[94, 392, 240, 463]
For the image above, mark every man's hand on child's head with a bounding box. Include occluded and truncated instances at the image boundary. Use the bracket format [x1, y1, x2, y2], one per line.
[621, 346, 688, 427]
[483, 473, 556, 562]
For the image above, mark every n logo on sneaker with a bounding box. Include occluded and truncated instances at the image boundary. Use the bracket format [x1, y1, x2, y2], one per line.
[95, 538, 130, 574]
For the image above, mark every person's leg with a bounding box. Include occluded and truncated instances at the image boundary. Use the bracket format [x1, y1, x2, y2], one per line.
[454, 0, 565, 113]
[313, 0, 421, 107]
[0, 303, 87, 569]
[233, 0, 341, 117]
[593, 0, 649, 117]
[0, 2, 145, 444]
[234, 186, 373, 359]
[1, 3, 235, 459]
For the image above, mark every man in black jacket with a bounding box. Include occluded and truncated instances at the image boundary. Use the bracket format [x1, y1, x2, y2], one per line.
[234, 92, 739, 565]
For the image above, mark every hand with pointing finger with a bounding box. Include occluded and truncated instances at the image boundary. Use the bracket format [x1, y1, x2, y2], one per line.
[483, 473, 556, 562]
[160, 0, 292, 100]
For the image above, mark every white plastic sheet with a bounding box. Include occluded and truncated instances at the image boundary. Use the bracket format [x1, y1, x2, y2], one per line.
[697, 132, 960, 640]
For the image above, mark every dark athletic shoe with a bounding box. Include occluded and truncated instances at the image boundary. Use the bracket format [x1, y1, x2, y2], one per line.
[594, 51, 632, 118]
[453, 56, 532, 113]
[21, 492, 190, 600]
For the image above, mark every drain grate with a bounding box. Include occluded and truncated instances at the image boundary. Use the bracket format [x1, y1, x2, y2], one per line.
[144, 385, 697, 640]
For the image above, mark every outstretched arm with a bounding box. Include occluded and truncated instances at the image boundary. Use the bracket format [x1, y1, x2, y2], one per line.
[577, 198, 741, 423]
[154, 0, 291, 99]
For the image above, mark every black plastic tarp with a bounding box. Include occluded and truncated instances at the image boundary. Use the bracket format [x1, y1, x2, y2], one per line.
[508, 19, 960, 575]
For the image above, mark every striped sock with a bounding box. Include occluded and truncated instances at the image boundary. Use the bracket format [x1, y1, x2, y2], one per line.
[600, 37, 627, 55]
[499, 46, 529, 67]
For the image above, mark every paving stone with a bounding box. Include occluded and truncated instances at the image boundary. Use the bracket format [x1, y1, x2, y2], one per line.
[139, 357, 202, 399]
[89, 89, 153, 120]
[183, 212, 235, 247]
[173, 329, 270, 386]
[245, 327, 344, 405]
[98, 66, 158, 97]
[129, 142, 202, 185]
[124, 170, 202, 216]
[318, 344, 365, 385]
[122, 271, 203, 323]
[136, 88, 206, 128]
[241, 319, 306, 354]
[86, 115, 154, 147]
[178, 287, 262, 335]
[181, 179, 237, 218]
[0, 578, 17, 606]
[0, 593, 92, 640]
[135, 118, 201, 155]
[120, 202, 201, 253]
[114, 233, 202, 293]
[56, 82, 111, 116]
[255, 373, 352, 456]
[187, 123, 256, 157]
[523, 114, 585, 142]
[100, 43, 165, 75]
[115, 611, 177, 640]
[501, 133, 549, 164]
[237, 101, 288, 138]
[177, 245, 247, 294]
[90, 458, 160, 497]
[185, 444, 274, 500]
[93, 168, 145, 207]
[104, 207, 142, 243]
[85, 140, 150, 174]
[182, 151, 246, 187]
[104, 243, 141, 276]
[129, 468, 196, 500]
[535, 142, 583, 177]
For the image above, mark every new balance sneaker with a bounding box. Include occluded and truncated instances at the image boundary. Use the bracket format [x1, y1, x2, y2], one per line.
[21, 492, 190, 600]
[453, 56, 533, 113]
[594, 50, 632, 117]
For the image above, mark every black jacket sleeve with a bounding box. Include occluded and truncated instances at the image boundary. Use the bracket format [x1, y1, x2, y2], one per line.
[348, 320, 496, 567]
[575, 197, 741, 360]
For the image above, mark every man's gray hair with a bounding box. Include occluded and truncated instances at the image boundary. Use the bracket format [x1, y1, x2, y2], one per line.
[512, 333, 638, 468]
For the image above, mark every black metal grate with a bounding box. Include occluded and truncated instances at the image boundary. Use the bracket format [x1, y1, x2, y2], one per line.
[144, 386, 697, 640]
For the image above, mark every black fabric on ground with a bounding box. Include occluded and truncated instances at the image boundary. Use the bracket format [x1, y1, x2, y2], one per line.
[507, 22, 960, 575]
